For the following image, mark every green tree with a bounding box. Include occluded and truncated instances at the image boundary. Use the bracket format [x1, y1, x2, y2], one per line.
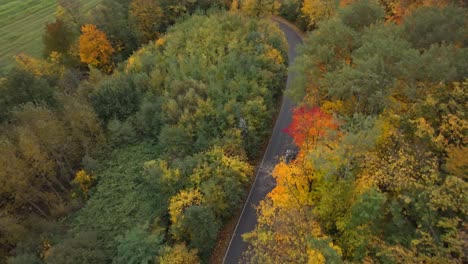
[338, 0, 385, 31]
[45, 232, 108, 264]
[172, 205, 220, 258]
[114, 225, 164, 264]
[0, 68, 55, 122]
[339, 188, 386, 260]
[402, 6, 467, 50]
[290, 18, 360, 104]
[89, 0, 139, 61]
[89, 75, 141, 123]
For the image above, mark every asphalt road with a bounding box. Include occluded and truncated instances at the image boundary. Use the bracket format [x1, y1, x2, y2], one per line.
[222, 20, 303, 264]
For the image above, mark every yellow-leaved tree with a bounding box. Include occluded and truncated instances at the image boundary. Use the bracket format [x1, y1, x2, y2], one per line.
[301, 0, 337, 29]
[79, 24, 115, 72]
[73, 169, 94, 199]
[240, 0, 281, 17]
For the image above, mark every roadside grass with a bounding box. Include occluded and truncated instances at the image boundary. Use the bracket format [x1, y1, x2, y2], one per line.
[0, 0, 101, 72]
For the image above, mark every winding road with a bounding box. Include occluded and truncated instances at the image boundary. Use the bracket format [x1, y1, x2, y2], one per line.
[222, 19, 303, 264]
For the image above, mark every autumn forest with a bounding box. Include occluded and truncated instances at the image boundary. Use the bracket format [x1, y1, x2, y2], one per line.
[0, 0, 466, 264]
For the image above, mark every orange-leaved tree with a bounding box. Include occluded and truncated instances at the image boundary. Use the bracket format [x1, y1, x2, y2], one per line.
[284, 106, 338, 149]
[79, 24, 114, 72]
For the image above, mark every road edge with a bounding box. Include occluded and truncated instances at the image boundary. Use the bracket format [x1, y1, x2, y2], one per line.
[221, 17, 304, 264]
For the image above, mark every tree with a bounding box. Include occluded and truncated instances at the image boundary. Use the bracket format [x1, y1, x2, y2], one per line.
[172, 205, 220, 257]
[7, 253, 42, 264]
[55, 0, 82, 30]
[339, 188, 386, 260]
[240, 0, 281, 17]
[402, 6, 467, 50]
[89, 75, 141, 123]
[158, 244, 200, 264]
[301, 0, 338, 29]
[168, 189, 204, 226]
[79, 24, 115, 72]
[0, 68, 55, 122]
[114, 225, 164, 264]
[248, 3, 467, 262]
[0, 136, 48, 217]
[284, 106, 338, 149]
[72, 170, 94, 199]
[143, 159, 182, 195]
[289, 18, 360, 104]
[129, 0, 164, 43]
[44, 232, 109, 264]
[43, 19, 74, 57]
[157, 125, 193, 159]
[189, 148, 251, 219]
[338, 0, 385, 31]
[88, 0, 139, 61]
[58, 95, 106, 157]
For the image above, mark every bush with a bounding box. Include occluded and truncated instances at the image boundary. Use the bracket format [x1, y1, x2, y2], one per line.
[158, 244, 200, 264]
[339, 0, 385, 31]
[0, 68, 55, 122]
[171, 205, 220, 258]
[7, 253, 42, 264]
[89, 75, 141, 123]
[107, 119, 137, 146]
[403, 6, 467, 50]
[114, 225, 164, 264]
[45, 232, 109, 264]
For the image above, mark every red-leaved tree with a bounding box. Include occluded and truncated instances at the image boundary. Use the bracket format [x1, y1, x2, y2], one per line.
[284, 106, 338, 149]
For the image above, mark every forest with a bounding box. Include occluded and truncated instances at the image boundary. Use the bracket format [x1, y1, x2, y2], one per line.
[0, 0, 466, 263]
[244, 0, 467, 263]
[1, 0, 287, 263]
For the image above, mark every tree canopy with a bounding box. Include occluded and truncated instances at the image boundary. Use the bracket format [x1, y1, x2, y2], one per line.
[246, 1, 468, 263]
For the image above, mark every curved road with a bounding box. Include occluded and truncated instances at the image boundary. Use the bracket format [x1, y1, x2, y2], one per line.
[222, 20, 303, 264]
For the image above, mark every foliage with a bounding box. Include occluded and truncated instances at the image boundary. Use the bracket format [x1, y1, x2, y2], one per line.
[71, 144, 160, 255]
[0, 100, 104, 215]
[338, 0, 385, 31]
[0, 0, 102, 71]
[171, 205, 220, 257]
[114, 224, 164, 264]
[44, 232, 109, 264]
[88, 74, 141, 123]
[87, 0, 139, 61]
[239, 0, 281, 17]
[43, 19, 75, 57]
[87, 0, 229, 64]
[158, 243, 200, 264]
[284, 106, 338, 148]
[0, 68, 55, 122]
[7, 253, 42, 264]
[301, 0, 338, 29]
[73, 170, 94, 199]
[247, 2, 468, 263]
[402, 5, 467, 50]
[1, 6, 287, 263]
[129, 0, 164, 43]
[79, 24, 115, 72]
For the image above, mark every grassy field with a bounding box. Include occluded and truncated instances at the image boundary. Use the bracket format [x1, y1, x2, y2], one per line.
[0, 0, 101, 72]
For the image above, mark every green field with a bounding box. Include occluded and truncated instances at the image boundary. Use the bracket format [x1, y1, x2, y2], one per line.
[0, 0, 101, 72]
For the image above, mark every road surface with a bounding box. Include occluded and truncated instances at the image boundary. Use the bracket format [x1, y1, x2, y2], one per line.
[222, 19, 303, 264]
